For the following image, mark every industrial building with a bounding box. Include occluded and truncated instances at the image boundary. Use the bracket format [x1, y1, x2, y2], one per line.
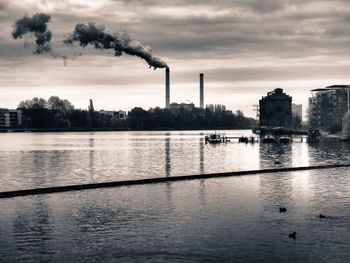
[169, 102, 195, 111]
[308, 85, 350, 132]
[259, 88, 292, 128]
[99, 110, 127, 120]
[0, 109, 22, 128]
[164, 68, 205, 110]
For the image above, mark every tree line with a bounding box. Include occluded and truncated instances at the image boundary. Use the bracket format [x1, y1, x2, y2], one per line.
[128, 107, 256, 130]
[17, 96, 257, 130]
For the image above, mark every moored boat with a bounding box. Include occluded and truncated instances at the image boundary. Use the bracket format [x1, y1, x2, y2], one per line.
[205, 132, 224, 143]
[239, 136, 248, 143]
[262, 134, 275, 143]
[279, 136, 291, 143]
[307, 129, 321, 142]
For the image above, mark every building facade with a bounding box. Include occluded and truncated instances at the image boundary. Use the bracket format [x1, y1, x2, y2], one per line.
[259, 88, 292, 127]
[292, 104, 302, 121]
[169, 102, 195, 111]
[0, 109, 22, 128]
[308, 85, 350, 132]
[99, 110, 127, 120]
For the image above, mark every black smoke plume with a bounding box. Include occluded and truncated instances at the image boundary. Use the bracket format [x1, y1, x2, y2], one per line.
[12, 13, 52, 54]
[64, 23, 167, 69]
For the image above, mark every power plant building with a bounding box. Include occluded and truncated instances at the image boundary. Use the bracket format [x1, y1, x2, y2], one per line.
[169, 102, 195, 111]
[99, 110, 127, 120]
[308, 85, 350, 132]
[164, 69, 205, 110]
[259, 88, 292, 127]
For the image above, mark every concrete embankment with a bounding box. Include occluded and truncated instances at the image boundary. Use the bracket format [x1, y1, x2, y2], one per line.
[1, 163, 350, 199]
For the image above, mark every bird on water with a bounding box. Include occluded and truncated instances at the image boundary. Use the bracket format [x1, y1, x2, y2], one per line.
[288, 232, 296, 239]
[319, 214, 326, 218]
[279, 207, 287, 213]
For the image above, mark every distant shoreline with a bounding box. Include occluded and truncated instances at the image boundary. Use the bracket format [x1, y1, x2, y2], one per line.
[0, 127, 254, 133]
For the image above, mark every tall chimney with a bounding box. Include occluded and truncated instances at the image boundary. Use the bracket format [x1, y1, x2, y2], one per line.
[166, 67, 170, 108]
[200, 73, 204, 109]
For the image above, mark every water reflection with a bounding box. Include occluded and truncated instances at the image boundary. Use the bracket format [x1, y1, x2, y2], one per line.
[165, 136, 171, 177]
[307, 139, 350, 165]
[199, 180, 208, 212]
[259, 142, 293, 169]
[89, 135, 94, 180]
[4, 131, 350, 192]
[259, 171, 294, 215]
[292, 141, 309, 167]
[199, 138, 205, 174]
[258, 143, 295, 233]
[12, 197, 53, 261]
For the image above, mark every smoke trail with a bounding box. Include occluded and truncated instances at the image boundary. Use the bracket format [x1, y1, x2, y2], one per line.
[64, 23, 167, 69]
[12, 13, 52, 54]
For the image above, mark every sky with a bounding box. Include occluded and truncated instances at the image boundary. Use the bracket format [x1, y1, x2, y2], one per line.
[1, 0, 350, 118]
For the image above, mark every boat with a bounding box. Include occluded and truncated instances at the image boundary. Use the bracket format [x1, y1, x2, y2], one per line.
[205, 132, 224, 143]
[262, 134, 275, 143]
[278, 136, 291, 143]
[238, 136, 248, 143]
[307, 129, 321, 142]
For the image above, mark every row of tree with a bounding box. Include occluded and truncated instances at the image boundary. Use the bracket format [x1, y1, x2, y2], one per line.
[127, 107, 256, 130]
[17, 96, 257, 130]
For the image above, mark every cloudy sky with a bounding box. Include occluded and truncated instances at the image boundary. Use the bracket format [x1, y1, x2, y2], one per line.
[1, 0, 350, 117]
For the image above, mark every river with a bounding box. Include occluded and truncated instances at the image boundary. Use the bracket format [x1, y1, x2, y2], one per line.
[0, 130, 350, 262]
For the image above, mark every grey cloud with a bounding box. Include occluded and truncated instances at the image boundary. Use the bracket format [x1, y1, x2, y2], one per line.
[2, 0, 350, 84]
[6, 0, 350, 64]
[201, 65, 350, 82]
[113, 0, 286, 13]
[25, 64, 349, 87]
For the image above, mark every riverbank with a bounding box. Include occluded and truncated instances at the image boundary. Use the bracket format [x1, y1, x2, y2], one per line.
[0, 126, 255, 133]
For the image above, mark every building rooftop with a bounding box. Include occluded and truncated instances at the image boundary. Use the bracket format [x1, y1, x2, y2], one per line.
[326, 85, 350, 89]
[261, 88, 291, 100]
[310, 88, 330, 92]
[267, 88, 284, 96]
[311, 85, 350, 92]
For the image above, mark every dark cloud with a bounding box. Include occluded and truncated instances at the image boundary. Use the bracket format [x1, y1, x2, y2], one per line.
[64, 22, 168, 69]
[12, 13, 52, 54]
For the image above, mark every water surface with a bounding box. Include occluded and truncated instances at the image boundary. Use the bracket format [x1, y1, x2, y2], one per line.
[1, 130, 350, 191]
[1, 130, 350, 262]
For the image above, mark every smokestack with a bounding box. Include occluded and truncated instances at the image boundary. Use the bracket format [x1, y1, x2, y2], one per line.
[166, 67, 170, 108]
[200, 73, 204, 109]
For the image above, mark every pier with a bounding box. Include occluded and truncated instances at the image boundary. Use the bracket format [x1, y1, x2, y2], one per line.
[1, 163, 350, 199]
